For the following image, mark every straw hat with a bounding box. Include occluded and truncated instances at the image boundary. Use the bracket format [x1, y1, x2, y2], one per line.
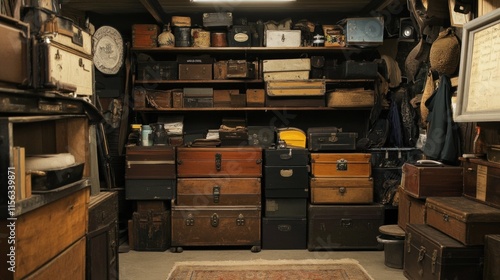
[429, 28, 460, 75]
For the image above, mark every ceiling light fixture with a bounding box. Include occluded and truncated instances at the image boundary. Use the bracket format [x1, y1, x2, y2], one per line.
[191, 0, 295, 2]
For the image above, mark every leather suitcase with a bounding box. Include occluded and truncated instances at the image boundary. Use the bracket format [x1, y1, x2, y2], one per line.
[136, 61, 178, 81]
[171, 205, 261, 250]
[125, 179, 176, 200]
[307, 127, 358, 151]
[132, 210, 170, 251]
[404, 224, 483, 280]
[310, 153, 371, 178]
[176, 147, 263, 178]
[307, 204, 384, 250]
[426, 196, 500, 245]
[310, 177, 373, 204]
[125, 146, 176, 179]
[262, 217, 307, 249]
[264, 165, 309, 190]
[397, 186, 426, 232]
[484, 234, 500, 280]
[462, 158, 500, 209]
[264, 148, 309, 166]
[0, 14, 31, 87]
[402, 162, 463, 198]
[202, 12, 233, 28]
[178, 64, 212, 80]
[248, 126, 275, 147]
[176, 178, 261, 206]
[246, 89, 265, 107]
[132, 24, 158, 48]
[265, 198, 307, 217]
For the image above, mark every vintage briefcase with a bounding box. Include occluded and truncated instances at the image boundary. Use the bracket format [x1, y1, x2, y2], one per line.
[307, 127, 358, 151]
[426, 196, 500, 245]
[265, 198, 307, 217]
[310, 177, 373, 204]
[326, 88, 375, 108]
[264, 148, 309, 166]
[484, 234, 500, 280]
[0, 14, 31, 87]
[202, 12, 233, 28]
[125, 179, 176, 200]
[132, 24, 159, 48]
[178, 64, 213, 80]
[171, 205, 261, 251]
[176, 178, 261, 206]
[402, 161, 463, 198]
[308, 204, 384, 250]
[397, 186, 426, 232]
[136, 61, 178, 80]
[132, 210, 170, 251]
[462, 158, 500, 209]
[125, 146, 176, 179]
[310, 153, 371, 177]
[404, 224, 483, 280]
[176, 147, 263, 178]
[262, 217, 307, 249]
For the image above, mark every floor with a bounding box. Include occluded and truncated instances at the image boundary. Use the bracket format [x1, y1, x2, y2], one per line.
[118, 245, 407, 280]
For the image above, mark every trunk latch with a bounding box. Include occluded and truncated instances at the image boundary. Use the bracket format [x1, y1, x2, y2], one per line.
[215, 153, 222, 171]
[211, 213, 219, 227]
[236, 214, 245, 226]
[336, 159, 348, 171]
[213, 186, 220, 203]
[185, 213, 194, 226]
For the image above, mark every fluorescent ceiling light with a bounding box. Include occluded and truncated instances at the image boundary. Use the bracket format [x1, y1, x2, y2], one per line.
[192, 0, 295, 2]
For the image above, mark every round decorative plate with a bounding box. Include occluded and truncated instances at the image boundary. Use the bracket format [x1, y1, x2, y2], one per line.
[93, 26, 124, 75]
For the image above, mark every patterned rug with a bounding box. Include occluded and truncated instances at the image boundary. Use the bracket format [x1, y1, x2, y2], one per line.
[167, 259, 374, 280]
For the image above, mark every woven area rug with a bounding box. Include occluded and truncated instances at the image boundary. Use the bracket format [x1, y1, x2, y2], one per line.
[167, 259, 374, 280]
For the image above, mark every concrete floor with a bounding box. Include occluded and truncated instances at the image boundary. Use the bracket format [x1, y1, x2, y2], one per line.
[119, 246, 407, 280]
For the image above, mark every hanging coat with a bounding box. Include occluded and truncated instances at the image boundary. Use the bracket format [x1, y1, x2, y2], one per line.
[423, 75, 461, 165]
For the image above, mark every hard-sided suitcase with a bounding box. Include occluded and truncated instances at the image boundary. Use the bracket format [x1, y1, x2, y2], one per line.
[404, 224, 483, 280]
[310, 177, 373, 204]
[397, 186, 426, 232]
[401, 161, 463, 198]
[0, 14, 31, 87]
[462, 158, 500, 209]
[265, 198, 307, 217]
[310, 153, 371, 177]
[262, 217, 307, 249]
[307, 203, 384, 250]
[425, 196, 500, 245]
[171, 205, 261, 252]
[125, 179, 176, 200]
[264, 148, 309, 166]
[307, 127, 358, 151]
[176, 147, 263, 178]
[266, 80, 326, 96]
[262, 58, 311, 73]
[264, 165, 309, 191]
[132, 210, 170, 251]
[176, 178, 261, 206]
[484, 234, 500, 280]
[132, 24, 158, 48]
[125, 146, 176, 179]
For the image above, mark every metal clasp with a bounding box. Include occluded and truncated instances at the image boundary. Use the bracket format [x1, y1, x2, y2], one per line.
[236, 214, 245, 226]
[418, 246, 426, 262]
[185, 213, 194, 226]
[339, 187, 346, 195]
[431, 250, 438, 274]
[443, 214, 449, 222]
[213, 186, 220, 203]
[215, 153, 222, 171]
[328, 133, 338, 143]
[211, 213, 219, 227]
[281, 34, 285, 42]
[337, 159, 348, 171]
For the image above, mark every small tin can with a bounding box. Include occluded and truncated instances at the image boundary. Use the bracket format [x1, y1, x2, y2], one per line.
[174, 27, 191, 47]
[211, 32, 227, 47]
[192, 28, 211, 47]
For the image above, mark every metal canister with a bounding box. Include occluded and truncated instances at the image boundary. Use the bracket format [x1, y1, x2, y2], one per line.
[192, 28, 211, 48]
[211, 32, 227, 47]
[174, 27, 191, 47]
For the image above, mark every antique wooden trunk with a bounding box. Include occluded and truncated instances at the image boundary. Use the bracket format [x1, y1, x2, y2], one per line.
[125, 146, 176, 179]
[1, 14, 31, 87]
[426, 196, 500, 245]
[262, 217, 307, 249]
[125, 179, 176, 200]
[264, 198, 307, 217]
[307, 204, 384, 250]
[484, 234, 500, 280]
[404, 224, 484, 280]
[176, 147, 263, 178]
[132, 210, 170, 251]
[307, 127, 358, 152]
[176, 178, 261, 206]
[401, 162, 463, 198]
[178, 64, 213, 80]
[310, 153, 371, 177]
[171, 205, 261, 249]
[462, 158, 500, 209]
[397, 186, 426, 232]
[132, 24, 159, 47]
[310, 177, 373, 204]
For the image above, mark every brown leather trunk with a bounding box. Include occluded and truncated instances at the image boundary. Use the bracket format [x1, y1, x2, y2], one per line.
[425, 196, 500, 245]
[404, 224, 483, 280]
[178, 64, 213, 80]
[132, 24, 159, 48]
[484, 234, 500, 280]
[310, 177, 373, 204]
[125, 146, 176, 179]
[171, 205, 261, 247]
[310, 153, 371, 177]
[176, 178, 261, 206]
[402, 162, 463, 198]
[176, 147, 262, 178]
[0, 14, 31, 87]
[462, 158, 500, 209]
[397, 186, 426, 232]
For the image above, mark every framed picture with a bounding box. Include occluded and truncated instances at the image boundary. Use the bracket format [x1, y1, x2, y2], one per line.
[454, 9, 500, 122]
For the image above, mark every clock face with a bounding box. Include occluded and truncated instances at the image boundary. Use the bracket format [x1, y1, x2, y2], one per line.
[93, 26, 124, 75]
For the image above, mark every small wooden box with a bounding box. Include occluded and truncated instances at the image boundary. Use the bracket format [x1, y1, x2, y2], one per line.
[132, 24, 159, 48]
[213, 60, 228, 80]
[402, 162, 463, 198]
[172, 90, 183, 108]
[311, 153, 372, 177]
[265, 30, 301, 47]
[246, 89, 265, 107]
[133, 88, 172, 109]
[213, 89, 236, 107]
[230, 92, 246, 107]
[327, 88, 375, 108]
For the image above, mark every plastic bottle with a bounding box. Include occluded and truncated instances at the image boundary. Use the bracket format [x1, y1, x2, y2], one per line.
[141, 125, 152, 146]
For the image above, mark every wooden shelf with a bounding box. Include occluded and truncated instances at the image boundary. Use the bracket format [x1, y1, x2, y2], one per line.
[134, 78, 375, 84]
[134, 106, 373, 112]
[132, 46, 370, 53]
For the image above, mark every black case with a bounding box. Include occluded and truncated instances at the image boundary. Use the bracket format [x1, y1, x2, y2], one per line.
[125, 179, 176, 200]
[132, 210, 171, 251]
[248, 126, 276, 147]
[484, 234, 500, 280]
[262, 217, 307, 249]
[228, 25, 252, 47]
[203, 12, 233, 28]
[307, 127, 357, 151]
[265, 198, 307, 217]
[307, 204, 384, 251]
[265, 148, 309, 166]
[265, 188, 309, 198]
[264, 166, 309, 190]
[136, 61, 178, 80]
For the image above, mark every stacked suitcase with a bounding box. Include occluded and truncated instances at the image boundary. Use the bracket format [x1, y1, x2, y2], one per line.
[171, 147, 263, 252]
[262, 148, 309, 249]
[125, 146, 176, 251]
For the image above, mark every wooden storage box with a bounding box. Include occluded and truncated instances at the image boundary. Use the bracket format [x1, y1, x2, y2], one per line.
[132, 24, 159, 48]
[402, 162, 463, 198]
[202, 12, 233, 27]
[426, 196, 500, 245]
[230, 92, 246, 107]
[213, 60, 228, 80]
[176, 147, 263, 178]
[265, 30, 301, 47]
[125, 146, 176, 179]
[310, 177, 373, 204]
[125, 179, 176, 200]
[404, 224, 484, 280]
[262, 217, 307, 249]
[266, 80, 326, 96]
[311, 153, 371, 177]
[462, 158, 500, 209]
[176, 178, 261, 206]
[326, 88, 375, 108]
[263, 71, 310, 81]
[246, 89, 265, 107]
[132, 88, 172, 109]
[132, 210, 170, 251]
[262, 58, 311, 72]
[227, 60, 255, 79]
[178, 64, 212, 80]
[397, 186, 426, 231]
[213, 89, 235, 107]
